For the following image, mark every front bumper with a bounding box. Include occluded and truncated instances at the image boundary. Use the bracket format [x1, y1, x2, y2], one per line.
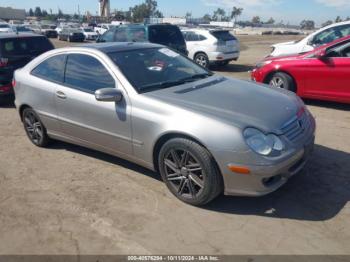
[215, 122, 315, 197]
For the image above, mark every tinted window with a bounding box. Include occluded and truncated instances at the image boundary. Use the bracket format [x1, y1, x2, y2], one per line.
[114, 28, 128, 42]
[64, 54, 115, 93]
[149, 25, 185, 45]
[184, 32, 199, 42]
[0, 24, 10, 28]
[0, 37, 53, 57]
[100, 30, 115, 42]
[128, 27, 147, 42]
[31, 55, 66, 83]
[313, 25, 350, 46]
[211, 31, 236, 41]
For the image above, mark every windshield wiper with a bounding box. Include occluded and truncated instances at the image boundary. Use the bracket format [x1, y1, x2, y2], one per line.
[179, 73, 213, 83]
[139, 73, 213, 92]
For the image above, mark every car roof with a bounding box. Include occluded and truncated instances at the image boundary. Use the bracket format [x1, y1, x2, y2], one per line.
[0, 33, 44, 39]
[79, 42, 163, 53]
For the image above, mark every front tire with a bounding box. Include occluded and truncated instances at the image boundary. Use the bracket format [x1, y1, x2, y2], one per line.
[22, 108, 50, 147]
[158, 138, 223, 206]
[268, 72, 296, 92]
[194, 53, 209, 68]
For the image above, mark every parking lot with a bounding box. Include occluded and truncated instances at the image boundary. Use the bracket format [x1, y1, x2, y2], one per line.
[0, 35, 350, 255]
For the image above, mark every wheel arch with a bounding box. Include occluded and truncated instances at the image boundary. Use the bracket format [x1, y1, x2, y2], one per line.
[263, 70, 298, 92]
[152, 132, 219, 174]
[18, 104, 32, 121]
[193, 51, 208, 60]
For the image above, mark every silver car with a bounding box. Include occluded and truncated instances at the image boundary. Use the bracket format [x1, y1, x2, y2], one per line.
[13, 43, 316, 205]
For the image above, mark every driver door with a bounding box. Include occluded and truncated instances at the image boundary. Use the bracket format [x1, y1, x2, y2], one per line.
[304, 42, 350, 101]
[55, 53, 133, 156]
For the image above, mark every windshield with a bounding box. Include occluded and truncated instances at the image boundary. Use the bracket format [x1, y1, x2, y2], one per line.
[83, 28, 93, 32]
[108, 47, 212, 93]
[0, 24, 10, 28]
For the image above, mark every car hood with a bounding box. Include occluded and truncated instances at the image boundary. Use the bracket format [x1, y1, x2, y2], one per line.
[145, 76, 301, 133]
[272, 41, 297, 48]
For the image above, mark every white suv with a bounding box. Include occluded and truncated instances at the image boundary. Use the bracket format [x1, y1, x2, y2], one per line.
[271, 21, 350, 57]
[182, 29, 240, 68]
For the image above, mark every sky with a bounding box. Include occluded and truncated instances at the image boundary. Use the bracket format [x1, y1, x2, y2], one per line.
[1, 0, 350, 25]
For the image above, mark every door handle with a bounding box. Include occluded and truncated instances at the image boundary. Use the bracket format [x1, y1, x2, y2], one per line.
[56, 91, 67, 99]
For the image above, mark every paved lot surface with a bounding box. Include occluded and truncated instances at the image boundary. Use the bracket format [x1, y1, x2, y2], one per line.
[0, 36, 349, 255]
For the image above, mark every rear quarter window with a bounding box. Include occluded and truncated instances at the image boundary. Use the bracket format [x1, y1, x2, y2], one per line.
[210, 31, 237, 41]
[31, 55, 66, 83]
[148, 25, 185, 45]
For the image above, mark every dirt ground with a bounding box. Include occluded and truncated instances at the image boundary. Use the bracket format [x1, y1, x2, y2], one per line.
[0, 35, 349, 255]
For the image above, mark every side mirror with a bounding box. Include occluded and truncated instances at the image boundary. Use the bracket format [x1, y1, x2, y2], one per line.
[95, 88, 123, 102]
[314, 49, 327, 59]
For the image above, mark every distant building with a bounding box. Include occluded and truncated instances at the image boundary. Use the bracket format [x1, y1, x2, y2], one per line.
[0, 7, 26, 21]
[99, 0, 110, 17]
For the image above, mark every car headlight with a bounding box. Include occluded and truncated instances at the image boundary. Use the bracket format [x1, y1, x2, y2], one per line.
[243, 128, 284, 156]
[255, 60, 272, 69]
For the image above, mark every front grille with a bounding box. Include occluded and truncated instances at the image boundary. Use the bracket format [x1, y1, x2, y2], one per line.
[281, 112, 311, 142]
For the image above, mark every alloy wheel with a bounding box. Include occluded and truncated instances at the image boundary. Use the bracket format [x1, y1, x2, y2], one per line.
[269, 76, 285, 88]
[24, 111, 44, 145]
[163, 149, 205, 199]
[195, 55, 208, 68]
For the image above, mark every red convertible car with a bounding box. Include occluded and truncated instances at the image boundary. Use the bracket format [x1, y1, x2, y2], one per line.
[251, 36, 350, 104]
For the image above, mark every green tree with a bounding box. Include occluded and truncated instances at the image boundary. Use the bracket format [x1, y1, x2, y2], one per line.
[130, 0, 162, 22]
[267, 17, 275, 24]
[29, 8, 34, 16]
[252, 16, 261, 24]
[203, 13, 211, 22]
[335, 16, 342, 23]
[322, 20, 333, 27]
[34, 7, 42, 17]
[231, 7, 243, 24]
[146, 0, 158, 16]
[212, 8, 226, 21]
[300, 20, 315, 30]
[42, 10, 48, 17]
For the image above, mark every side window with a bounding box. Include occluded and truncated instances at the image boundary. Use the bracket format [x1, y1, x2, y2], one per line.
[64, 54, 115, 93]
[313, 25, 350, 46]
[31, 55, 66, 83]
[101, 30, 115, 42]
[115, 28, 128, 42]
[198, 34, 207, 41]
[186, 32, 199, 42]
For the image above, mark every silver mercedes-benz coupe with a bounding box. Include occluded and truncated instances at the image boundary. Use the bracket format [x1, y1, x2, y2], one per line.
[13, 42, 316, 205]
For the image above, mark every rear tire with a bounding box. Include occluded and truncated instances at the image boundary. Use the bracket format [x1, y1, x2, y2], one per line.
[22, 108, 50, 147]
[158, 138, 223, 206]
[268, 72, 296, 92]
[194, 53, 209, 68]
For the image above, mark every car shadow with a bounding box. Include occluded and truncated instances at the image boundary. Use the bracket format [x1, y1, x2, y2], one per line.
[205, 144, 350, 221]
[304, 99, 350, 111]
[49, 142, 162, 182]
